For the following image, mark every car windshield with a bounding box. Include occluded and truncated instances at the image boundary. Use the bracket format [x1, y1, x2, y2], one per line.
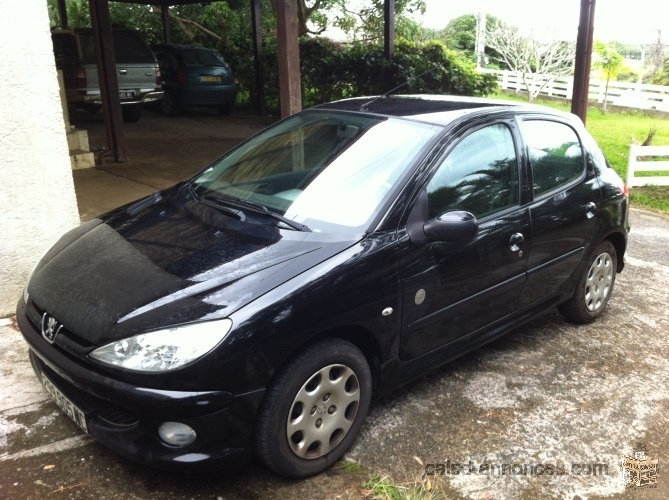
[191, 111, 440, 233]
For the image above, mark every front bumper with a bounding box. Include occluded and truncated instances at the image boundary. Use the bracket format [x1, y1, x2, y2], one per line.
[16, 298, 263, 472]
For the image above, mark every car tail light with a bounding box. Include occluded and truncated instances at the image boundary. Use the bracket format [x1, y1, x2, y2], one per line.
[76, 67, 86, 88]
[617, 177, 629, 198]
[177, 65, 187, 86]
[155, 66, 162, 86]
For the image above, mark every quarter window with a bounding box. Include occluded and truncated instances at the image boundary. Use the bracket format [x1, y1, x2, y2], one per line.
[522, 120, 584, 197]
[427, 124, 519, 219]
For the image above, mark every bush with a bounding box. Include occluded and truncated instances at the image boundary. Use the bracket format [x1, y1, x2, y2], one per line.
[246, 38, 498, 112]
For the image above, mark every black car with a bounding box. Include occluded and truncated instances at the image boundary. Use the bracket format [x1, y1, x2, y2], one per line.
[17, 95, 629, 478]
[152, 43, 237, 116]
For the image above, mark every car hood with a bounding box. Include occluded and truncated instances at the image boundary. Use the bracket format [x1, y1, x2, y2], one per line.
[28, 189, 361, 345]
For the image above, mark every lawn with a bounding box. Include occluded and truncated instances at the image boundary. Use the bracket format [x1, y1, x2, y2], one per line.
[493, 92, 669, 214]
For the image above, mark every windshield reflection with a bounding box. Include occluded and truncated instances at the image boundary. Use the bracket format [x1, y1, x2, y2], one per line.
[192, 111, 439, 233]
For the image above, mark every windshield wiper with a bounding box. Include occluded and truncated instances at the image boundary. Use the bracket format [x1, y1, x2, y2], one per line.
[201, 193, 311, 232]
[200, 195, 247, 222]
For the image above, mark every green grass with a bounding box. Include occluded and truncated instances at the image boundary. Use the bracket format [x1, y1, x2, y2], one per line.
[492, 92, 669, 215]
[361, 473, 449, 500]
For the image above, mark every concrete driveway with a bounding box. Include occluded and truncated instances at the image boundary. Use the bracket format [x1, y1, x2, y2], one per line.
[1, 109, 667, 498]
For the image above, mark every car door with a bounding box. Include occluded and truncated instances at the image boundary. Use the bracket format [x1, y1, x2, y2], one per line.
[517, 118, 602, 307]
[399, 121, 531, 361]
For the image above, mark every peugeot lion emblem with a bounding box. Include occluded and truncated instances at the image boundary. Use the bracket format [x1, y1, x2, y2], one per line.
[41, 313, 63, 344]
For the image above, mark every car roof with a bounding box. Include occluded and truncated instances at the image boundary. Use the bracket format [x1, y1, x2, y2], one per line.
[313, 95, 581, 127]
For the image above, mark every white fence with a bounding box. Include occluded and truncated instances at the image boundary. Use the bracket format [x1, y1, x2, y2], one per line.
[627, 145, 669, 187]
[481, 69, 669, 112]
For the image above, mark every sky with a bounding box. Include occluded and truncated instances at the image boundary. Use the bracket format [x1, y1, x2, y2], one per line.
[420, 0, 669, 45]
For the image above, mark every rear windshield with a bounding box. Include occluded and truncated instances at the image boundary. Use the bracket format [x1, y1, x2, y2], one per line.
[52, 34, 77, 61]
[179, 48, 227, 67]
[79, 32, 155, 64]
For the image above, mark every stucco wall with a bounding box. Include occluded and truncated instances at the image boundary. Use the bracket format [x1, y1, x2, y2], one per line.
[0, 0, 80, 316]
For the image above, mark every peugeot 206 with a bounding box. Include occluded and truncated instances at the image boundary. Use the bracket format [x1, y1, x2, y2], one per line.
[17, 96, 630, 478]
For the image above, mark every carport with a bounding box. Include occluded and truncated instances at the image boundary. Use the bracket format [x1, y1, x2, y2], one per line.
[50, 0, 598, 164]
[52, 0, 402, 163]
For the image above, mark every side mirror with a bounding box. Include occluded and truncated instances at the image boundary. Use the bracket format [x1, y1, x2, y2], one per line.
[424, 211, 479, 242]
[406, 191, 479, 245]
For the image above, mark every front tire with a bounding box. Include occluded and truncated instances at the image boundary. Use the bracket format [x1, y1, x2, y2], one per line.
[558, 240, 617, 323]
[254, 339, 372, 478]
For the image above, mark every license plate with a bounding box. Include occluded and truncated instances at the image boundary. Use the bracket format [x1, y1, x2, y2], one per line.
[119, 90, 136, 98]
[200, 75, 221, 83]
[41, 373, 88, 433]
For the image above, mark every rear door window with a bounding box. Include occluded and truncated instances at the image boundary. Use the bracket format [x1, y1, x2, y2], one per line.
[522, 120, 585, 197]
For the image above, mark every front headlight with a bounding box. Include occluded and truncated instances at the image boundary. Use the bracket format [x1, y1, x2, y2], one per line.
[89, 319, 232, 373]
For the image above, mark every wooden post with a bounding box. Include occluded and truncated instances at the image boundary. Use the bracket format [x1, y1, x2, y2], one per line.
[384, 0, 395, 59]
[275, 0, 302, 118]
[161, 5, 172, 44]
[571, 0, 596, 124]
[56, 0, 68, 27]
[251, 0, 266, 115]
[89, 0, 128, 162]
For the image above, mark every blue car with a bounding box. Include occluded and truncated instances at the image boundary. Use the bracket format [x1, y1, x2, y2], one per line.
[153, 44, 237, 116]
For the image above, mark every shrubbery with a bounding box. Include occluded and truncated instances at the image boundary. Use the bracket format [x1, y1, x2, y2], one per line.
[241, 38, 498, 111]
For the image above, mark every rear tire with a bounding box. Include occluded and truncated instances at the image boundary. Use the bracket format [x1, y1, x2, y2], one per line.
[254, 338, 372, 478]
[161, 91, 181, 117]
[122, 104, 142, 123]
[558, 240, 617, 323]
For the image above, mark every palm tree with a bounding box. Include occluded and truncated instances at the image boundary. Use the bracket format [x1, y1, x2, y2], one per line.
[594, 41, 624, 114]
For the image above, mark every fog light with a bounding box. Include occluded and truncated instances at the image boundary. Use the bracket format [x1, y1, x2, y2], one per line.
[158, 422, 196, 447]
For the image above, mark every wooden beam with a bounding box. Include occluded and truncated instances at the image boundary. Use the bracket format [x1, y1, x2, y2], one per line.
[384, 0, 395, 59]
[251, 0, 265, 115]
[161, 5, 172, 44]
[89, 0, 128, 162]
[56, 0, 68, 27]
[275, 0, 302, 118]
[571, 0, 596, 124]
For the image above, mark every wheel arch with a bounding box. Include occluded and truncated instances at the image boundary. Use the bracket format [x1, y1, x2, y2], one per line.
[603, 230, 627, 272]
[267, 324, 384, 400]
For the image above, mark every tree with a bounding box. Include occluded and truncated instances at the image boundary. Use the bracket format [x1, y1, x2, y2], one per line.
[650, 57, 669, 85]
[593, 41, 623, 114]
[438, 14, 504, 68]
[328, 0, 426, 42]
[485, 22, 575, 102]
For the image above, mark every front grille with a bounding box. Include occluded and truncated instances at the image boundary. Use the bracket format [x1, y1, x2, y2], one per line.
[29, 300, 95, 359]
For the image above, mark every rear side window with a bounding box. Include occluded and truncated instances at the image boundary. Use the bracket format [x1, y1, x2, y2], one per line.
[79, 32, 155, 64]
[522, 120, 584, 197]
[427, 124, 519, 219]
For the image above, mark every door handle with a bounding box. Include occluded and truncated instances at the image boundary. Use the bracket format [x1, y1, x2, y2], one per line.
[586, 201, 597, 219]
[118, 69, 127, 75]
[509, 233, 524, 253]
